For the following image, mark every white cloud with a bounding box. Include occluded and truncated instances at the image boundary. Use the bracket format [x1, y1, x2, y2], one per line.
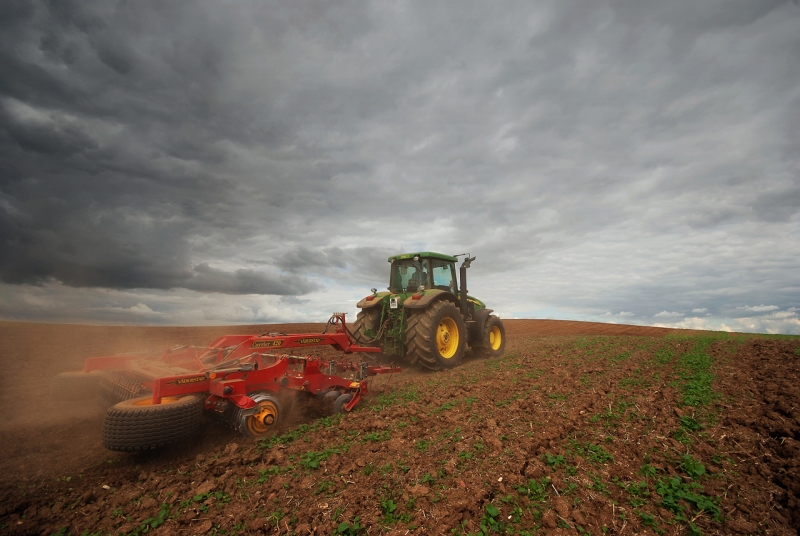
[692, 308, 708, 314]
[654, 311, 683, 318]
[737, 305, 780, 313]
[654, 308, 800, 335]
[654, 317, 733, 332]
[91, 303, 165, 320]
[602, 311, 635, 318]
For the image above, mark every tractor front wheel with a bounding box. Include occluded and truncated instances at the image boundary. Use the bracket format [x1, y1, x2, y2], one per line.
[474, 315, 506, 358]
[102, 394, 204, 451]
[406, 300, 466, 370]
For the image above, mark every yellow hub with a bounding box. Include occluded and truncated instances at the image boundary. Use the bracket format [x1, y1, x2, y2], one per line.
[247, 399, 279, 436]
[436, 317, 459, 359]
[489, 325, 502, 350]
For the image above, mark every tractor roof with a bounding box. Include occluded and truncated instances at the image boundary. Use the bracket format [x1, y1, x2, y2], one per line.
[388, 251, 458, 262]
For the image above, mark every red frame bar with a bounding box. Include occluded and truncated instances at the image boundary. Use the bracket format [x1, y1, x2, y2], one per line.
[84, 313, 398, 413]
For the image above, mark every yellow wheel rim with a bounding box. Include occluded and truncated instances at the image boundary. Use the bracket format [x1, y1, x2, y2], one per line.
[132, 396, 183, 406]
[247, 399, 279, 436]
[489, 325, 502, 351]
[436, 317, 459, 359]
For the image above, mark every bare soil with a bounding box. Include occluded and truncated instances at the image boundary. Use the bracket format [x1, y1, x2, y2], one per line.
[0, 320, 797, 535]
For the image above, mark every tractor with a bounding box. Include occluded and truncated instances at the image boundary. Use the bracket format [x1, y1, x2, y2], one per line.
[350, 252, 505, 370]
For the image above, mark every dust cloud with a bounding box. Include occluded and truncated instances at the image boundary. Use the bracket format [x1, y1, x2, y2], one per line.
[0, 320, 325, 483]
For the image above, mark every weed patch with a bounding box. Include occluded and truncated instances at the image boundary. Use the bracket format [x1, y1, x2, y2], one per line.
[675, 337, 720, 407]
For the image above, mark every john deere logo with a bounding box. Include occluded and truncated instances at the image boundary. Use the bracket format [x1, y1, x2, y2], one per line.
[298, 337, 323, 344]
[175, 376, 206, 385]
[252, 340, 284, 348]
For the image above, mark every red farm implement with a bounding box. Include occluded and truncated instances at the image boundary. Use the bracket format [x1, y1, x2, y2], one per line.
[52, 313, 400, 451]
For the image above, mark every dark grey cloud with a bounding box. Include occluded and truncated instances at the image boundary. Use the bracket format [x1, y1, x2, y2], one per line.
[185, 263, 318, 295]
[273, 246, 394, 284]
[0, 0, 798, 331]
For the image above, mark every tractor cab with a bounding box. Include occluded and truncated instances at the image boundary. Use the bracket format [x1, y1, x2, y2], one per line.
[389, 253, 458, 294]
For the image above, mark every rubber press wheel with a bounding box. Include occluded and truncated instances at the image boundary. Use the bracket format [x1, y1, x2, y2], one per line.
[102, 395, 204, 451]
[52, 371, 102, 401]
[237, 392, 282, 438]
[333, 393, 354, 414]
[405, 300, 467, 370]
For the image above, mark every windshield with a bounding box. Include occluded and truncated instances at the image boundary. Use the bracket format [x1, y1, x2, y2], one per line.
[389, 259, 430, 292]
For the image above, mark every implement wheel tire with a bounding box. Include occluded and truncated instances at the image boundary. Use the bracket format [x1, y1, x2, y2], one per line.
[102, 395, 203, 452]
[406, 300, 466, 371]
[334, 393, 354, 414]
[474, 315, 506, 358]
[52, 371, 101, 401]
[238, 392, 282, 439]
[352, 308, 382, 346]
[322, 390, 341, 402]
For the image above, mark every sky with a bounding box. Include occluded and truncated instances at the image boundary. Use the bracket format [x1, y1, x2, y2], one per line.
[1, 0, 799, 334]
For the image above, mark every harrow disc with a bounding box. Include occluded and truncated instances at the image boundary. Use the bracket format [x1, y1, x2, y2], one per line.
[227, 392, 283, 438]
[97, 370, 148, 408]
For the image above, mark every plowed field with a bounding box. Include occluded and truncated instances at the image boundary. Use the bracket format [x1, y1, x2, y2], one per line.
[0, 320, 798, 535]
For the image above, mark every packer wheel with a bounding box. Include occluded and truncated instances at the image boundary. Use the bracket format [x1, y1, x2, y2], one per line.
[102, 395, 203, 451]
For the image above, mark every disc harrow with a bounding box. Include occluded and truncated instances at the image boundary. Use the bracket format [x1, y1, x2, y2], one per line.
[53, 313, 400, 451]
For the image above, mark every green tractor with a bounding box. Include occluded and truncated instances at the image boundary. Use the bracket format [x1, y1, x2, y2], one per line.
[351, 252, 505, 370]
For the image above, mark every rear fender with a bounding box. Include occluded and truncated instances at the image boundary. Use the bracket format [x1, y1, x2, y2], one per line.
[470, 308, 494, 344]
[402, 289, 455, 309]
[357, 292, 389, 308]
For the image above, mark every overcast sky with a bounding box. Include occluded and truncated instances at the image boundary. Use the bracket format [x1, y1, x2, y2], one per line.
[1, 0, 799, 334]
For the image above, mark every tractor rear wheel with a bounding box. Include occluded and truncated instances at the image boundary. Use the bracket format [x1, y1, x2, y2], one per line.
[352, 308, 382, 346]
[102, 394, 204, 451]
[474, 315, 506, 358]
[406, 300, 466, 370]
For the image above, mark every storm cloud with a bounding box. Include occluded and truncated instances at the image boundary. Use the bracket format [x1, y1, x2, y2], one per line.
[1, 0, 798, 333]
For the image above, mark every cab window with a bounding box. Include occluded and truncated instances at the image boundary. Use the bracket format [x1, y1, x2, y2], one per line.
[390, 260, 429, 292]
[431, 260, 455, 291]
